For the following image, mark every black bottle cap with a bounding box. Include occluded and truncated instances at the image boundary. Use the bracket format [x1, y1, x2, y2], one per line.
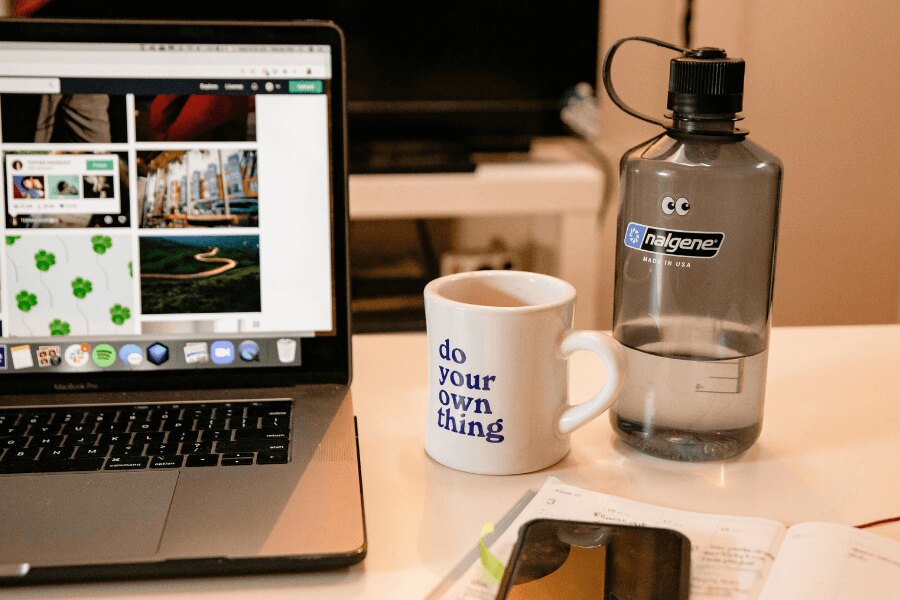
[667, 48, 745, 115]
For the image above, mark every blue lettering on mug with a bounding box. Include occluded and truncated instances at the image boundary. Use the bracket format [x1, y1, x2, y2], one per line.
[435, 339, 504, 444]
[440, 338, 467, 364]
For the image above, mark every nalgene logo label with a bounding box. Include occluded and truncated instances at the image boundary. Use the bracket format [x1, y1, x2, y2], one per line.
[624, 222, 724, 258]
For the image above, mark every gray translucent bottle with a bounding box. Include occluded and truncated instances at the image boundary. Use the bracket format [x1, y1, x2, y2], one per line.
[602, 38, 783, 461]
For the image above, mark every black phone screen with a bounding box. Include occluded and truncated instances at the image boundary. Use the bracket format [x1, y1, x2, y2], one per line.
[496, 519, 691, 600]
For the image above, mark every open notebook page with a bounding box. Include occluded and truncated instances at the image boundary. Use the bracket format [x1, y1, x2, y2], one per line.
[758, 521, 900, 599]
[439, 476, 787, 600]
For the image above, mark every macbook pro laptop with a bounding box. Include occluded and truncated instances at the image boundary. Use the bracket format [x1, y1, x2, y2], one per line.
[0, 19, 365, 584]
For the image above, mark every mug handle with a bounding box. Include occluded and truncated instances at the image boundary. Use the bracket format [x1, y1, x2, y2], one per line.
[557, 330, 627, 435]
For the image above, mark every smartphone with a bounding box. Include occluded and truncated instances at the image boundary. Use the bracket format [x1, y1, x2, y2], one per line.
[496, 519, 690, 600]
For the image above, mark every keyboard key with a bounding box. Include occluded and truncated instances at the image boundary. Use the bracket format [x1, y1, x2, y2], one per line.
[48, 458, 105, 472]
[146, 442, 179, 455]
[226, 417, 259, 430]
[182, 442, 212, 454]
[95, 421, 131, 434]
[121, 410, 151, 423]
[110, 444, 145, 457]
[0, 413, 22, 426]
[1, 425, 29, 437]
[58, 423, 92, 436]
[6, 447, 41, 461]
[213, 441, 243, 453]
[85, 411, 115, 423]
[197, 418, 229, 431]
[260, 416, 290, 430]
[98, 433, 133, 446]
[213, 406, 246, 420]
[160, 420, 192, 433]
[57, 411, 87, 424]
[248, 401, 292, 418]
[150, 455, 184, 469]
[75, 446, 110, 459]
[150, 409, 179, 422]
[168, 430, 200, 443]
[0, 458, 104, 474]
[256, 450, 289, 464]
[184, 407, 213, 421]
[0, 460, 40, 474]
[132, 432, 167, 444]
[185, 453, 219, 467]
[0, 437, 27, 449]
[31, 424, 63, 436]
[41, 447, 75, 461]
[221, 452, 255, 460]
[29, 435, 65, 448]
[22, 412, 54, 426]
[216, 440, 289, 453]
[235, 429, 289, 441]
[130, 421, 161, 434]
[63, 434, 99, 447]
[104, 456, 149, 470]
[221, 457, 254, 466]
[199, 429, 232, 443]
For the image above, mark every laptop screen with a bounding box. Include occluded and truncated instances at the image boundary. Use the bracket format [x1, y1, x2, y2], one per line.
[0, 32, 345, 382]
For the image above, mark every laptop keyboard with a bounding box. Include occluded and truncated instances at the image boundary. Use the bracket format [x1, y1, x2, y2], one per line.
[0, 400, 291, 474]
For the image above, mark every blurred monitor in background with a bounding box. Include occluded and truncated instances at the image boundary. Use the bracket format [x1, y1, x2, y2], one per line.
[20, 1, 601, 173]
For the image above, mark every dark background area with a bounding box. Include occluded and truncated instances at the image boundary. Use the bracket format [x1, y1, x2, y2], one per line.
[20, 0, 600, 174]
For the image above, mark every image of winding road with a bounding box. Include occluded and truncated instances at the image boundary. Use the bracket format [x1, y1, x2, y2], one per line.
[139, 235, 260, 314]
[140, 247, 236, 280]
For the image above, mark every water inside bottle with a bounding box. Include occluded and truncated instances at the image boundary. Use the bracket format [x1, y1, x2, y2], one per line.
[612, 319, 768, 461]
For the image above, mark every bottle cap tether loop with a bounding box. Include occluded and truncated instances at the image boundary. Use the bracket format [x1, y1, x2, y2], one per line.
[602, 36, 747, 137]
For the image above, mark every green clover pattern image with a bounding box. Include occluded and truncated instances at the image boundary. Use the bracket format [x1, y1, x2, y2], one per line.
[49, 319, 71, 336]
[91, 235, 113, 255]
[71, 277, 93, 299]
[16, 290, 38, 312]
[34, 250, 56, 272]
[9, 235, 134, 337]
[110, 304, 131, 326]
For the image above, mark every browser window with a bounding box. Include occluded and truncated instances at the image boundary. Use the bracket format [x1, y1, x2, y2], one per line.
[0, 42, 335, 374]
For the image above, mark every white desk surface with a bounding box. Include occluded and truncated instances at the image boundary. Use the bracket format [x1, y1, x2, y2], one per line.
[6, 325, 899, 599]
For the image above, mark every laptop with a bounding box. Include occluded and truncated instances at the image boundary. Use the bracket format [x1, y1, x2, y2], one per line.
[0, 19, 365, 584]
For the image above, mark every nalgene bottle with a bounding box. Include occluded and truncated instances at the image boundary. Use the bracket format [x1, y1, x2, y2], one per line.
[602, 38, 783, 461]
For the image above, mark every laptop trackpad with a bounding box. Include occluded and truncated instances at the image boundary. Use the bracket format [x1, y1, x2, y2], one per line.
[0, 471, 178, 566]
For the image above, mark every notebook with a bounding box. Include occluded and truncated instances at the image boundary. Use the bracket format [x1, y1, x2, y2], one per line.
[0, 18, 365, 584]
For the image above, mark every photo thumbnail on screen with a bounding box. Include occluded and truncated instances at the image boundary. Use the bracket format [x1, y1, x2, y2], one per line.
[0, 94, 127, 143]
[139, 235, 261, 316]
[4, 152, 130, 228]
[4, 232, 136, 338]
[135, 95, 256, 142]
[137, 149, 258, 228]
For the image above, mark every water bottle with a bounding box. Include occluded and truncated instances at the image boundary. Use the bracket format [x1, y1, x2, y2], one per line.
[602, 37, 783, 461]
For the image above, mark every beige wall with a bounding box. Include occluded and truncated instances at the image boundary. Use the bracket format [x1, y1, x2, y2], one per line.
[596, 0, 900, 326]
[593, 1, 684, 328]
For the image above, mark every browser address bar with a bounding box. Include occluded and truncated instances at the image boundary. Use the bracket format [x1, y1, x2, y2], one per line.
[0, 77, 61, 93]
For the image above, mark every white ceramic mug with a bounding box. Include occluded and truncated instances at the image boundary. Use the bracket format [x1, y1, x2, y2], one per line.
[423, 270, 627, 475]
